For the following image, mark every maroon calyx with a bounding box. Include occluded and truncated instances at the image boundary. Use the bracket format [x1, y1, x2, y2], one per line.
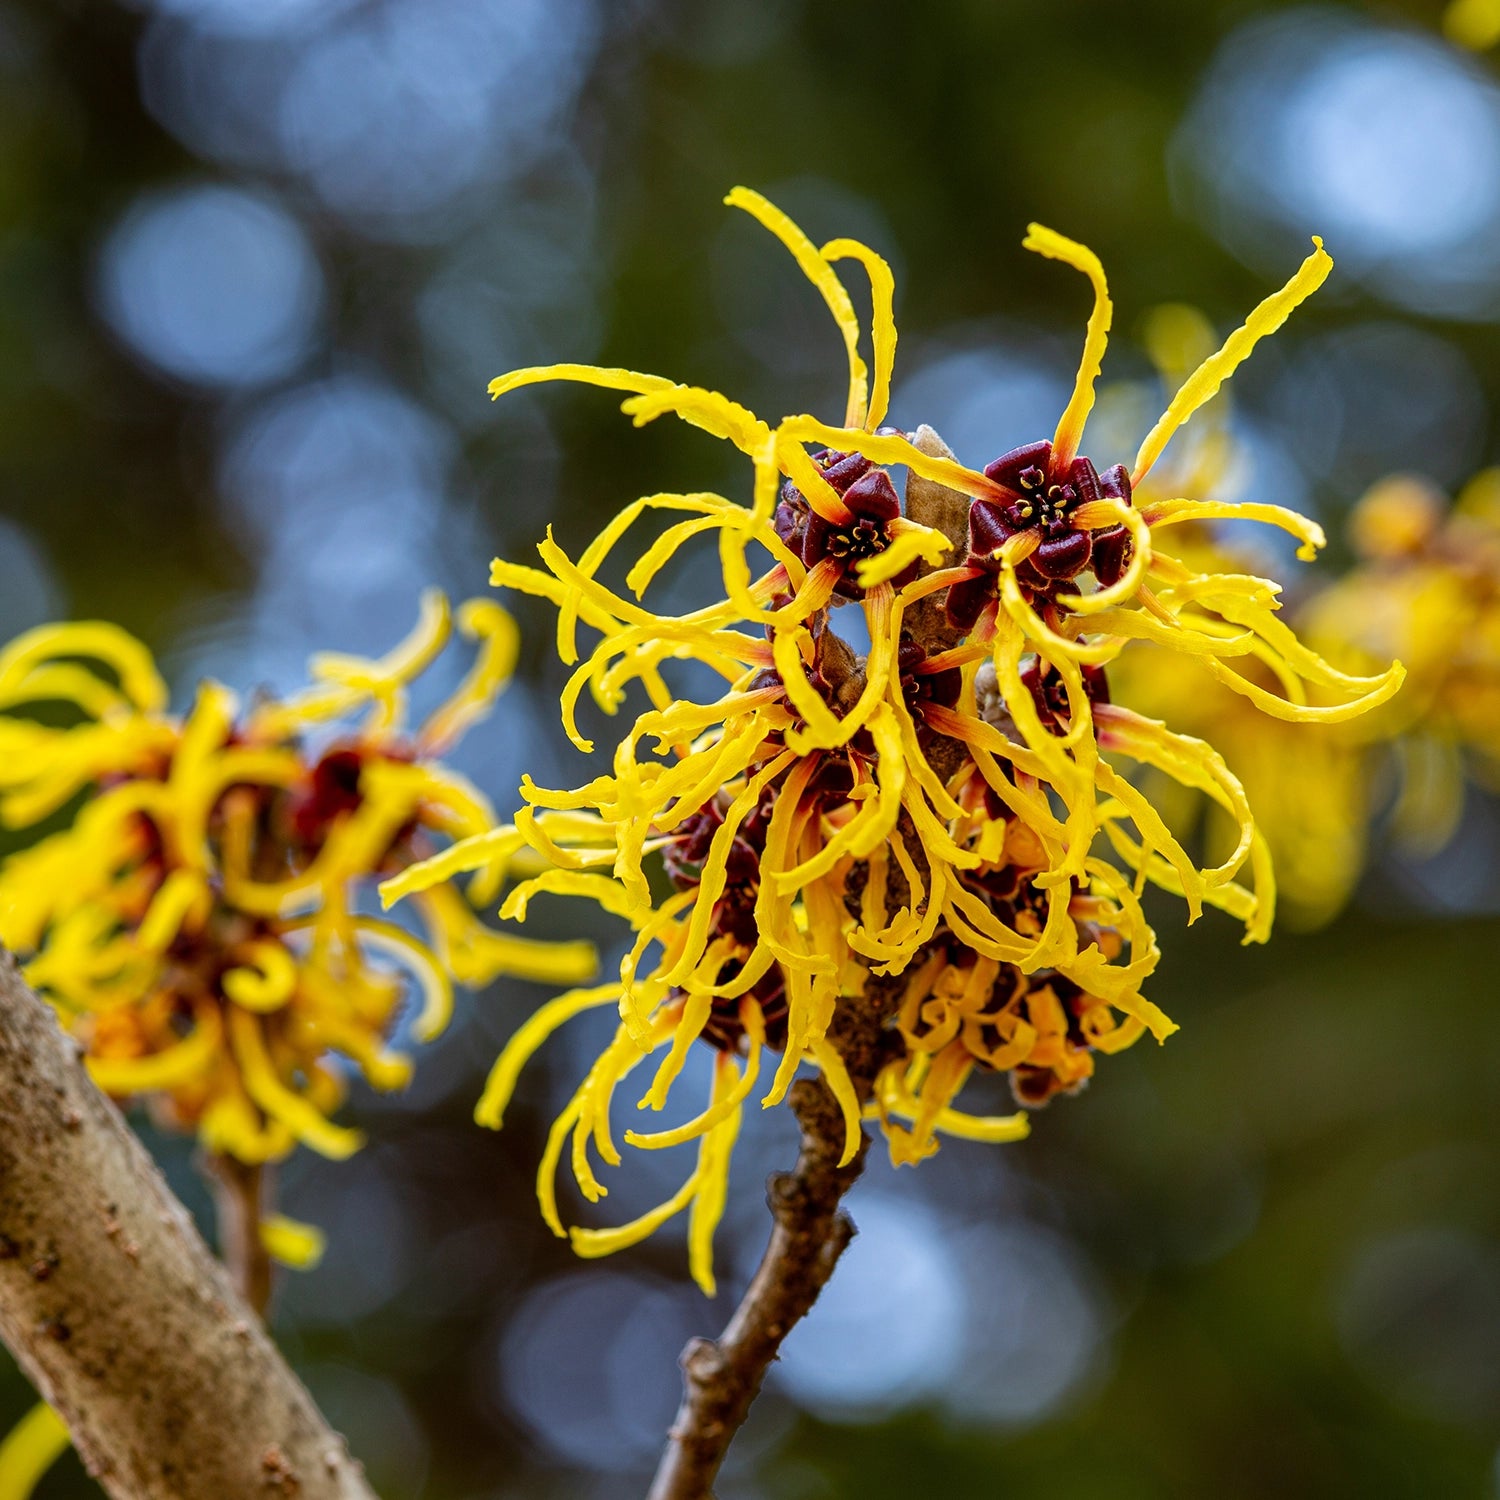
[661, 796, 728, 889]
[292, 748, 364, 842]
[279, 744, 370, 856]
[897, 636, 962, 727]
[775, 448, 905, 600]
[661, 788, 790, 1055]
[278, 738, 419, 867]
[696, 958, 790, 1054]
[961, 864, 1053, 931]
[946, 440, 1134, 628]
[1019, 658, 1111, 734]
[662, 786, 774, 903]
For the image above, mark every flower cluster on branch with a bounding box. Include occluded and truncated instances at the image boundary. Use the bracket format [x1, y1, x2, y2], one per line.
[386, 189, 1403, 1294]
[0, 593, 593, 1263]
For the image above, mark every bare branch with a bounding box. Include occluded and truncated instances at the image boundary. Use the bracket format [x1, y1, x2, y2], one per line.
[0, 951, 378, 1500]
[647, 979, 903, 1500]
[202, 1155, 275, 1317]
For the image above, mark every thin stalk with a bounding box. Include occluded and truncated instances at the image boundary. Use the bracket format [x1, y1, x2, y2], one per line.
[202, 1152, 275, 1317]
[647, 975, 903, 1500]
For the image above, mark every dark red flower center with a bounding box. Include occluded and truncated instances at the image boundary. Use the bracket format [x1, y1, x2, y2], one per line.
[1005, 463, 1079, 536]
[826, 512, 890, 561]
[1021, 658, 1111, 733]
[945, 439, 1137, 630]
[897, 637, 962, 722]
[775, 448, 907, 599]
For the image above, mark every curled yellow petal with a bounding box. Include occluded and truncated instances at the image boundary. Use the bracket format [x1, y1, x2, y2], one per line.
[568, 1172, 699, 1261]
[490, 362, 673, 404]
[0, 1403, 70, 1500]
[223, 940, 299, 1013]
[136, 868, 211, 955]
[808, 1036, 863, 1166]
[378, 826, 529, 908]
[475, 984, 623, 1129]
[0, 621, 168, 714]
[1144, 497, 1327, 561]
[627, 1003, 764, 1149]
[686, 1063, 743, 1297]
[1133, 238, 1332, 485]
[822, 235, 897, 430]
[857, 518, 952, 589]
[353, 918, 455, 1044]
[86, 1006, 222, 1095]
[227, 1008, 363, 1160]
[419, 598, 518, 754]
[1023, 223, 1112, 468]
[259, 1214, 326, 1270]
[726, 187, 869, 429]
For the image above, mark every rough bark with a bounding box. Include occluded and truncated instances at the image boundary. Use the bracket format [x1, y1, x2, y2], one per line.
[0, 950, 377, 1500]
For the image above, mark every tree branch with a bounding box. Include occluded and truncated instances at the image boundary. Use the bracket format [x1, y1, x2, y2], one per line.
[647, 979, 902, 1500]
[0, 950, 378, 1500]
[202, 1154, 275, 1317]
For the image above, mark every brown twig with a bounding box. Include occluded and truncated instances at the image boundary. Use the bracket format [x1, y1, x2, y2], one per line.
[647, 980, 902, 1500]
[202, 1153, 275, 1317]
[646, 1077, 866, 1500]
[0, 950, 377, 1499]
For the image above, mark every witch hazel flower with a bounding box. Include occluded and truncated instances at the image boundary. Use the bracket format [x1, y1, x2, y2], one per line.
[383, 189, 1402, 1293]
[0, 595, 595, 1264]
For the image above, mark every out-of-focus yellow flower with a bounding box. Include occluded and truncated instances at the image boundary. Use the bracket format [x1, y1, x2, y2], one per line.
[1444, 0, 1500, 50]
[1111, 526, 1373, 929]
[1099, 313, 1373, 929]
[0, 592, 595, 1189]
[1301, 470, 1500, 860]
[386, 189, 1401, 1293]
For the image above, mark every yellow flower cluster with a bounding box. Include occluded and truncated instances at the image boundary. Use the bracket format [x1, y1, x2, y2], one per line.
[386, 189, 1402, 1293]
[1445, 0, 1500, 50]
[1306, 470, 1500, 855]
[1093, 311, 1371, 930]
[0, 592, 594, 1248]
[1116, 462, 1500, 927]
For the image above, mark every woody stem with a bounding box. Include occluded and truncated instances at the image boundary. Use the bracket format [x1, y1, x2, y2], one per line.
[647, 978, 901, 1500]
[0, 951, 375, 1499]
[202, 1153, 274, 1317]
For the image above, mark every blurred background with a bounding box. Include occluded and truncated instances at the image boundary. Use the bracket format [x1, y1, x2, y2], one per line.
[4, 0, 1500, 1494]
